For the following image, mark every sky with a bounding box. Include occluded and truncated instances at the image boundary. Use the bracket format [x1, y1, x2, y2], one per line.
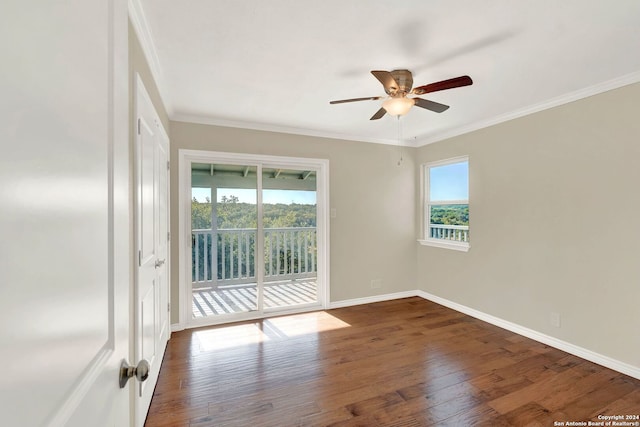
[429, 161, 468, 201]
[192, 187, 316, 205]
[193, 163, 465, 204]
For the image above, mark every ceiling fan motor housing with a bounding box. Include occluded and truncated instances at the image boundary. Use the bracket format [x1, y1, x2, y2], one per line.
[388, 69, 413, 97]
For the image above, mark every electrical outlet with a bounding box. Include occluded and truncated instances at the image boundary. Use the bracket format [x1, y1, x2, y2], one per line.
[370, 279, 382, 289]
[550, 312, 561, 328]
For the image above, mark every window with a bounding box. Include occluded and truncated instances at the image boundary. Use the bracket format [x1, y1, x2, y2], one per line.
[420, 157, 469, 251]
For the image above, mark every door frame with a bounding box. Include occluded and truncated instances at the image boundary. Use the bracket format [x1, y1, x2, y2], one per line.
[177, 149, 330, 329]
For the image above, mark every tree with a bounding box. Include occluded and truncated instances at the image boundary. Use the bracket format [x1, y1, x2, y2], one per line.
[430, 205, 469, 226]
[191, 197, 211, 230]
[191, 194, 318, 282]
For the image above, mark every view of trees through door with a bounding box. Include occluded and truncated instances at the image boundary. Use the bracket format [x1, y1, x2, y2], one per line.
[190, 163, 318, 321]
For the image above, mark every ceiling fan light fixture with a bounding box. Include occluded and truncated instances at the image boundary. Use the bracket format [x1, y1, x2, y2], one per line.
[382, 97, 414, 116]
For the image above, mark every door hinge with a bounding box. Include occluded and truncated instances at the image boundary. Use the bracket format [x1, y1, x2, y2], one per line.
[167, 161, 170, 171]
[137, 118, 141, 135]
[167, 302, 171, 312]
[167, 231, 170, 242]
[138, 250, 141, 266]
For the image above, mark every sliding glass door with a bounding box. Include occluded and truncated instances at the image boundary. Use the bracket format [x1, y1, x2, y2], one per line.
[262, 167, 317, 311]
[187, 158, 322, 324]
[191, 163, 259, 319]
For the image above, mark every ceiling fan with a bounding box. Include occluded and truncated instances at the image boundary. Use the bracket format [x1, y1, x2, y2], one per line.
[329, 70, 473, 120]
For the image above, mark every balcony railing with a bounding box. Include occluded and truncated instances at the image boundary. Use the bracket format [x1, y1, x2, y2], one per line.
[429, 224, 469, 242]
[192, 227, 317, 286]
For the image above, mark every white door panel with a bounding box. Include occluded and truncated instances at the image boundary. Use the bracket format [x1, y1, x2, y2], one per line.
[157, 139, 170, 343]
[141, 282, 157, 359]
[0, 1, 130, 426]
[135, 75, 170, 427]
[139, 116, 157, 266]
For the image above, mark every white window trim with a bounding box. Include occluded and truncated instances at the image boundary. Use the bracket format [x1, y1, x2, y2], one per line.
[418, 238, 470, 251]
[419, 156, 470, 252]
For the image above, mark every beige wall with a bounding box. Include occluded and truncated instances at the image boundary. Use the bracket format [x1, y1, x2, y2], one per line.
[168, 122, 417, 323]
[415, 82, 640, 368]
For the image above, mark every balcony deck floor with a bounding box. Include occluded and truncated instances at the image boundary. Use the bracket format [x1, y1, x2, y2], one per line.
[192, 278, 317, 318]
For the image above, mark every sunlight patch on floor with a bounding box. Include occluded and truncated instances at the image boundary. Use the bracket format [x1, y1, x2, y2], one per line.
[265, 311, 351, 337]
[195, 324, 271, 351]
[194, 311, 351, 351]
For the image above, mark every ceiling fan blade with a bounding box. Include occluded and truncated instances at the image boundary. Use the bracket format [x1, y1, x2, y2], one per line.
[370, 108, 387, 120]
[329, 96, 383, 104]
[413, 97, 450, 113]
[371, 70, 400, 94]
[411, 75, 473, 95]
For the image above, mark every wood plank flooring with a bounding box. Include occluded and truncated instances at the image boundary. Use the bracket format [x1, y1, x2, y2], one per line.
[145, 297, 640, 426]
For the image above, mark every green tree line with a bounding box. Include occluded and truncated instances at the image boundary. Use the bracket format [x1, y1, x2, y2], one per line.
[191, 196, 317, 281]
[430, 204, 469, 226]
[192, 197, 316, 230]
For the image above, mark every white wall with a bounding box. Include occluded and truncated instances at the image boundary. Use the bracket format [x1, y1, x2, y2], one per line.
[169, 122, 417, 323]
[415, 82, 640, 370]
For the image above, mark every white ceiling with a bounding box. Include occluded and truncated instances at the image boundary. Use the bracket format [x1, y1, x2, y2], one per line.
[133, 0, 640, 147]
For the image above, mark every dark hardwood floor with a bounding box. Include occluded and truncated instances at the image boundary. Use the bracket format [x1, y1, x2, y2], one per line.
[145, 297, 640, 426]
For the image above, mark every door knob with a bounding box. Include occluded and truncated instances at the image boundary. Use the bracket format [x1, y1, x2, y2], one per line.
[155, 258, 165, 268]
[119, 359, 150, 388]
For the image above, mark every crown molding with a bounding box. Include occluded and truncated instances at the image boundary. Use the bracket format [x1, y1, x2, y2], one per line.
[128, 0, 173, 116]
[415, 71, 640, 147]
[171, 113, 416, 147]
[172, 70, 640, 149]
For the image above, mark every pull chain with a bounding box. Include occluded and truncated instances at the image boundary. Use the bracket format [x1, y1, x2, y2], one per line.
[397, 116, 404, 166]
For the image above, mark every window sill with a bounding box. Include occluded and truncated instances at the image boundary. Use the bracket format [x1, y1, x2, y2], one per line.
[417, 238, 470, 252]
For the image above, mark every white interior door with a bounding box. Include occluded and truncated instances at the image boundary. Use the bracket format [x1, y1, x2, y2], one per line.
[135, 75, 171, 427]
[0, 1, 132, 426]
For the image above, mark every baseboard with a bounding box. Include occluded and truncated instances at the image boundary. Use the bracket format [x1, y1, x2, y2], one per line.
[417, 290, 640, 380]
[171, 323, 185, 332]
[329, 290, 418, 309]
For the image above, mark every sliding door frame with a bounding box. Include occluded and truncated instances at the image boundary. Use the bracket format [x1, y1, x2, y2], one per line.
[178, 149, 330, 328]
